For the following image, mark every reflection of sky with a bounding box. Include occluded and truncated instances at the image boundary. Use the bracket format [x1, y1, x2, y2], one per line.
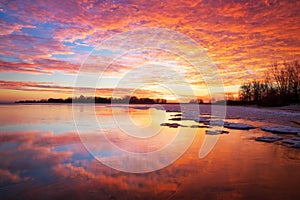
[0, 123, 75, 134]
[1, 105, 300, 199]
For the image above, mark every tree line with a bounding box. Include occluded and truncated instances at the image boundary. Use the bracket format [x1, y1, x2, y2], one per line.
[239, 60, 300, 106]
[15, 95, 167, 104]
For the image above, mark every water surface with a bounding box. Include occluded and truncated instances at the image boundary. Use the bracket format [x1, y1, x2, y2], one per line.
[0, 104, 299, 199]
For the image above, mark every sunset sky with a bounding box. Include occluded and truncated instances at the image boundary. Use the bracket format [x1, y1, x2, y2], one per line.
[0, 0, 300, 102]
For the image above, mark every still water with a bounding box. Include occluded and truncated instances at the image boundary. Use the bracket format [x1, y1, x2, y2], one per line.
[0, 104, 299, 199]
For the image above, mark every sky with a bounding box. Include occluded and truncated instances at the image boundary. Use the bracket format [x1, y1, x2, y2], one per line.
[0, 0, 300, 102]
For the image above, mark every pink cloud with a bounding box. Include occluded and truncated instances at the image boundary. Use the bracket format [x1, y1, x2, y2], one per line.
[0, 169, 22, 184]
[0, 19, 36, 36]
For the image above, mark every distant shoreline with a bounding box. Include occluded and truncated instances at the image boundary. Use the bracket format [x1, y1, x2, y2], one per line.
[8, 95, 300, 111]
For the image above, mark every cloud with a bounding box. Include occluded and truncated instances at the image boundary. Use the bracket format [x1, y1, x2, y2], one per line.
[0, 19, 36, 36]
[0, 169, 23, 184]
[0, 80, 74, 92]
[0, 80, 164, 100]
[0, 0, 299, 99]
[0, 34, 73, 57]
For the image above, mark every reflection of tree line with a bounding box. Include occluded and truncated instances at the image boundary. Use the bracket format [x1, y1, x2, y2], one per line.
[15, 95, 168, 104]
[238, 60, 300, 106]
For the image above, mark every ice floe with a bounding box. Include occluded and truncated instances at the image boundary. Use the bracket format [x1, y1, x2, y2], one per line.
[282, 137, 300, 148]
[160, 123, 187, 128]
[282, 137, 300, 144]
[168, 116, 210, 124]
[255, 136, 283, 142]
[292, 143, 300, 148]
[190, 125, 210, 128]
[194, 117, 210, 123]
[255, 136, 300, 148]
[261, 126, 300, 134]
[209, 120, 224, 126]
[206, 130, 229, 135]
[170, 114, 182, 117]
[223, 122, 255, 130]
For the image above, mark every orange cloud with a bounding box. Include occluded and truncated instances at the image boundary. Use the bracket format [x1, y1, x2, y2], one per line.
[0, 80, 165, 102]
